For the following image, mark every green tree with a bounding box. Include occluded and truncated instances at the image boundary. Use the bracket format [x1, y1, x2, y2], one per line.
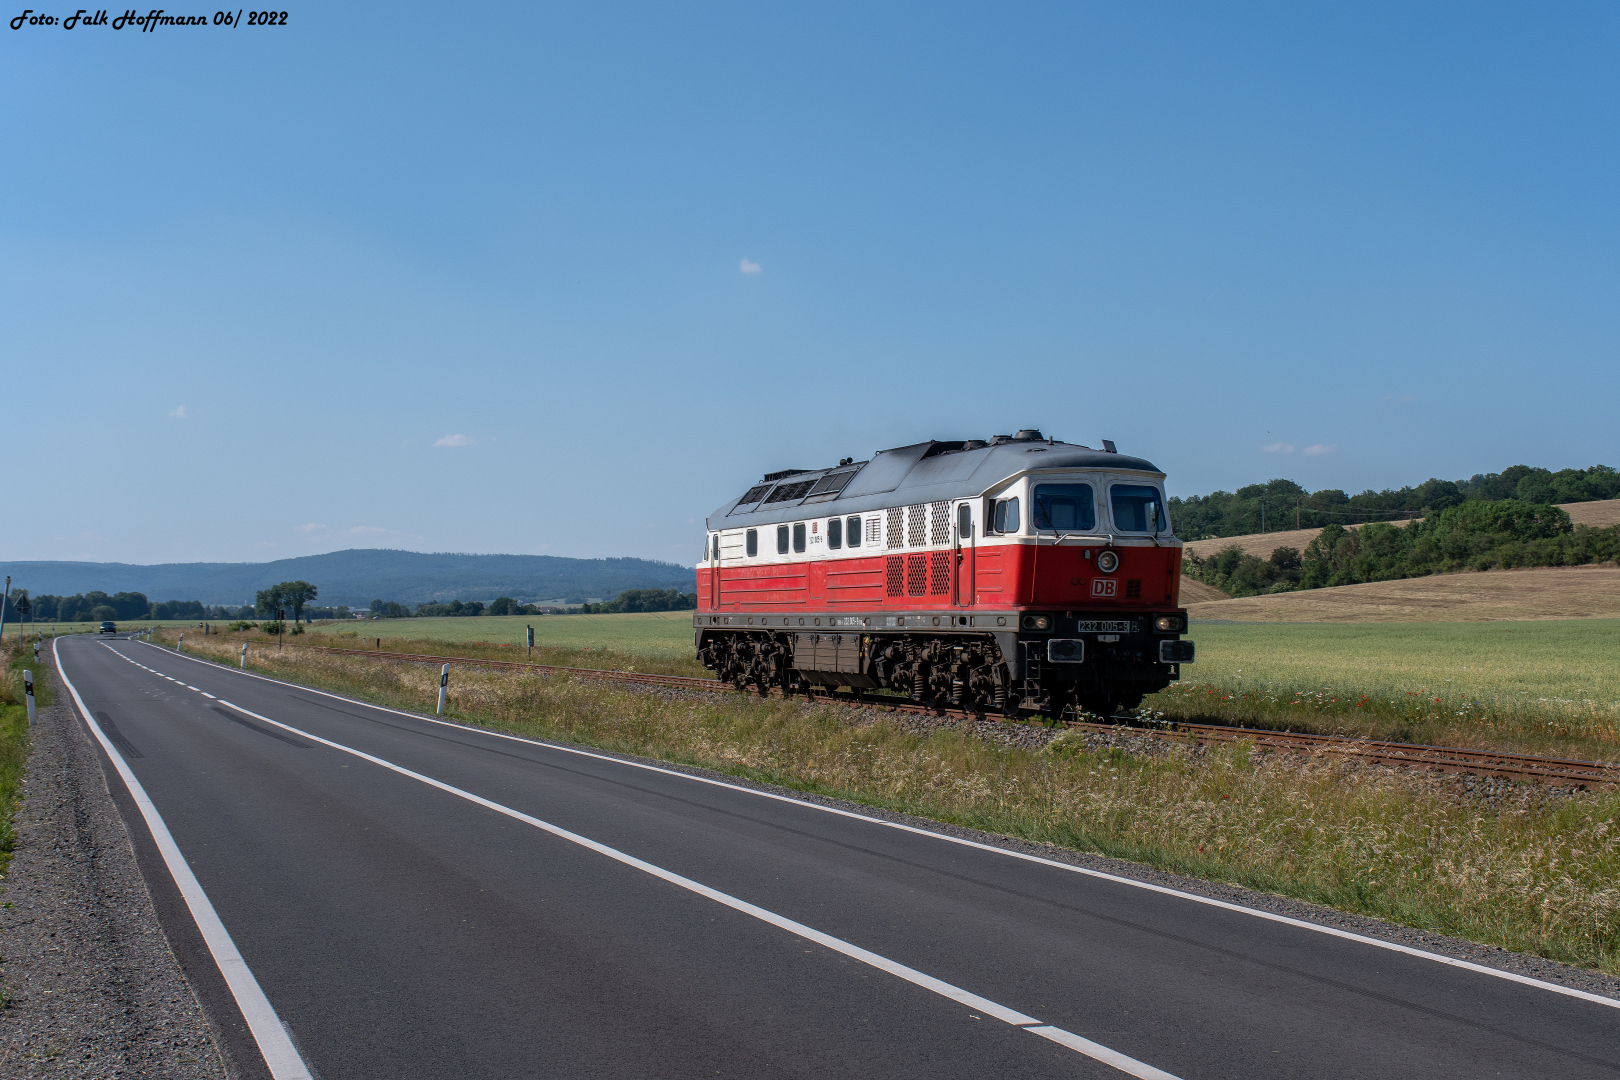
[255, 584, 286, 619]
[278, 581, 318, 624]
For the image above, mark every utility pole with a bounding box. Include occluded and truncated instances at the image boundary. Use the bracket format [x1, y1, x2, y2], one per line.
[0, 574, 9, 643]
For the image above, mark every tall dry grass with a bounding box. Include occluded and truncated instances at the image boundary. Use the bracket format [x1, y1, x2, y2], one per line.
[161, 629, 1620, 974]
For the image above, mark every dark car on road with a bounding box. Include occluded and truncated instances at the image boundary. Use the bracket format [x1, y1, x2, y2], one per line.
[98, 621, 117, 634]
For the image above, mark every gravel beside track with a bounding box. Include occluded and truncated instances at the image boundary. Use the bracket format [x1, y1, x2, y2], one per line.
[0, 700, 227, 1079]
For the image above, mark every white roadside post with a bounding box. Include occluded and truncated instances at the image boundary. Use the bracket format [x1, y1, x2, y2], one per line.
[240, 643, 249, 669]
[178, 634, 185, 653]
[437, 664, 450, 715]
[526, 624, 534, 660]
[24, 669, 36, 726]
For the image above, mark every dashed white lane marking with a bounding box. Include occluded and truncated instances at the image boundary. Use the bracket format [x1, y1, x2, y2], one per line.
[59, 642, 313, 1080]
[207, 693, 1182, 1080]
[126, 639, 1620, 1013]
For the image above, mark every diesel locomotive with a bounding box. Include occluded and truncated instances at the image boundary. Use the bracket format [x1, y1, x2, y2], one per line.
[694, 431, 1194, 718]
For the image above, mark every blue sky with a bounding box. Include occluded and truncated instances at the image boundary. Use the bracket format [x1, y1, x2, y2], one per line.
[5, 2, 1616, 567]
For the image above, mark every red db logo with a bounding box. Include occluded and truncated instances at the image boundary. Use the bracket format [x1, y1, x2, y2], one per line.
[1091, 579, 1117, 598]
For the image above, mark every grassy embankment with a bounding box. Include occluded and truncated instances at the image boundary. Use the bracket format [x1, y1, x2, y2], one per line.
[309, 614, 1620, 760]
[0, 636, 52, 877]
[160, 620, 1620, 974]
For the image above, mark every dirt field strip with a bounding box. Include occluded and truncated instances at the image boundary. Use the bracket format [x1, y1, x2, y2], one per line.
[1185, 564, 1620, 623]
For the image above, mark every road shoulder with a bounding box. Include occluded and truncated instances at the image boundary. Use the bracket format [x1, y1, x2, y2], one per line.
[0, 698, 228, 1079]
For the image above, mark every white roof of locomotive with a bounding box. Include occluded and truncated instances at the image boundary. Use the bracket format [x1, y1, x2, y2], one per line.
[707, 437, 1165, 530]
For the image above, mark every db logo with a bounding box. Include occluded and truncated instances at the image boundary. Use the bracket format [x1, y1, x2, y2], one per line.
[1091, 579, 1117, 598]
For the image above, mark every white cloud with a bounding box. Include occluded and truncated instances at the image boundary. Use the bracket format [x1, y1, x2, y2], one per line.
[433, 433, 473, 447]
[739, 258, 762, 275]
[348, 525, 389, 535]
[1261, 442, 1295, 454]
[1303, 443, 1336, 456]
[168, 405, 188, 419]
[296, 523, 328, 533]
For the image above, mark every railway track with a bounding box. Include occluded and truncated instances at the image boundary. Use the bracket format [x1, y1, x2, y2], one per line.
[258, 640, 1619, 787]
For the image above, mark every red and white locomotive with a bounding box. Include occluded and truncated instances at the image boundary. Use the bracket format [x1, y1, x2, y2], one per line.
[695, 431, 1194, 717]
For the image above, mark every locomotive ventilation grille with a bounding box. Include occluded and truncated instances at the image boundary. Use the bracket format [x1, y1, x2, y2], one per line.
[906, 554, 928, 596]
[907, 504, 927, 548]
[929, 501, 951, 546]
[866, 516, 882, 545]
[886, 555, 904, 598]
[887, 507, 905, 549]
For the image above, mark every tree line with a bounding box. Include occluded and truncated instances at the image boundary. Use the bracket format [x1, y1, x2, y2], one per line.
[4, 590, 242, 623]
[363, 589, 698, 618]
[1171, 464, 1620, 540]
[1184, 499, 1620, 598]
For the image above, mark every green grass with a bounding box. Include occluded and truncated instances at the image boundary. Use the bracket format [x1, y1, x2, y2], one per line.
[309, 612, 696, 659]
[1150, 619, 1620, 758]
[0, 638, 51, 877]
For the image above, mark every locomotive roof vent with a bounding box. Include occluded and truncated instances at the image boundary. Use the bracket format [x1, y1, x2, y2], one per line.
[1013, 429, 1044, 441]
[763, 468, 812, 482]
[1102, 440, 1118, 453]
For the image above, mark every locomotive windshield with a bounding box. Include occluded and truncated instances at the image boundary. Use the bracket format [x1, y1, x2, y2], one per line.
[1110, 484, 1166, 532]
[1032, 484, 1096, 531]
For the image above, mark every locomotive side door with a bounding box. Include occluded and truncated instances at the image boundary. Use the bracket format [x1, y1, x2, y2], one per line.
[709, 533, 721, 609]
[954, 502, 976, 607]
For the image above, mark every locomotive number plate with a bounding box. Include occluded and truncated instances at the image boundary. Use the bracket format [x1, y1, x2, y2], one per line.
[1073, 620, 1134, 633]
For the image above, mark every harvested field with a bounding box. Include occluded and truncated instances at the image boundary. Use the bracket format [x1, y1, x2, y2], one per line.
[1186, 564, 1620, 623]
[1566, 499, 1620, 528]
[1183, 525, 1347, 560]
[1178, 576, 1231, 603]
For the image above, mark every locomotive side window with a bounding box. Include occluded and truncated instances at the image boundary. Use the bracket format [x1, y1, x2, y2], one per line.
[993, 497, 1020, 534]
[1110, 484, 1165, 533]
[793, 523, 807, 553]
[746, 529, 758, 557]
[777, 525, 790, 554]
[828, 518, 842, 549]
[1032, 484, 1096, 532]
[957, 503, 972, 539]
[846, 516, 861, 547]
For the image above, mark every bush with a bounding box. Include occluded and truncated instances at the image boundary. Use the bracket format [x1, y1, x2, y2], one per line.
[263, 621, 283, 635]
[228, 621, 259, 631]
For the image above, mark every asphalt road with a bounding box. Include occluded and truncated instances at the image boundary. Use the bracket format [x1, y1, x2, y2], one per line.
[53, 634, 1620, 1079]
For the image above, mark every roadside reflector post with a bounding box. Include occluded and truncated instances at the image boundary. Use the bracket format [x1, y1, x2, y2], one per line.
[24, 669, 36, 727]
[178, 634, 185, 653]
[34, 639, 40, 662]
[526, 625, 534, 659]
[277, 609, 286, 651]
[437, 664, 450, 715]
[241, 643, 248, 669]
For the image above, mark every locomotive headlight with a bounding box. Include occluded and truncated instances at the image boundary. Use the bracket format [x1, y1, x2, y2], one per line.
[1154, 615, 1184, 632]
[1096, 550, 1119, 573]
[1022, 615, 1051, 630]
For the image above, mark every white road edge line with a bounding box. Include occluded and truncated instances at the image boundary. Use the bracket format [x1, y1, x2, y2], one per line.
[206, 691, 1180, 1080]
[57, 640, 315, 1080]
[129, 639, 1620, 1010]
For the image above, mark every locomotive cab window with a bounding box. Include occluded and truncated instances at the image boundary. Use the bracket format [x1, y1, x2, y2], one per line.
[1110, 484, 1166, 533]
[957, 503, 972, 539]
[745, 529, 758, 557]
[1032, 484, 1095, 532]
[846, 516, 861, 547]
[793, 523, 807, 553]
[992, 497, 1020, 534]
[777, 525, 789, 554]
[827, 518, 842, 549]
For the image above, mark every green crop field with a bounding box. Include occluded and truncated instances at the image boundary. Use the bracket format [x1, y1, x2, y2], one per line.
[1151, 618, 1620, 756]
[309, 612, 695, 659]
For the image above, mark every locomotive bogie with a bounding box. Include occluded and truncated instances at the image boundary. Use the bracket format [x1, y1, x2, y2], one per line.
[695, 433, 1195, 719]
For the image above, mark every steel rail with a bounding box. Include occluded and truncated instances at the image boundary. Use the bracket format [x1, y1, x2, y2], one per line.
[253, 640, 1618, 786]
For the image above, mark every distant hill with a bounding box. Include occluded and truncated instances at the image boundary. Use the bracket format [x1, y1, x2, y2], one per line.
[3, 549, 695, 607]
